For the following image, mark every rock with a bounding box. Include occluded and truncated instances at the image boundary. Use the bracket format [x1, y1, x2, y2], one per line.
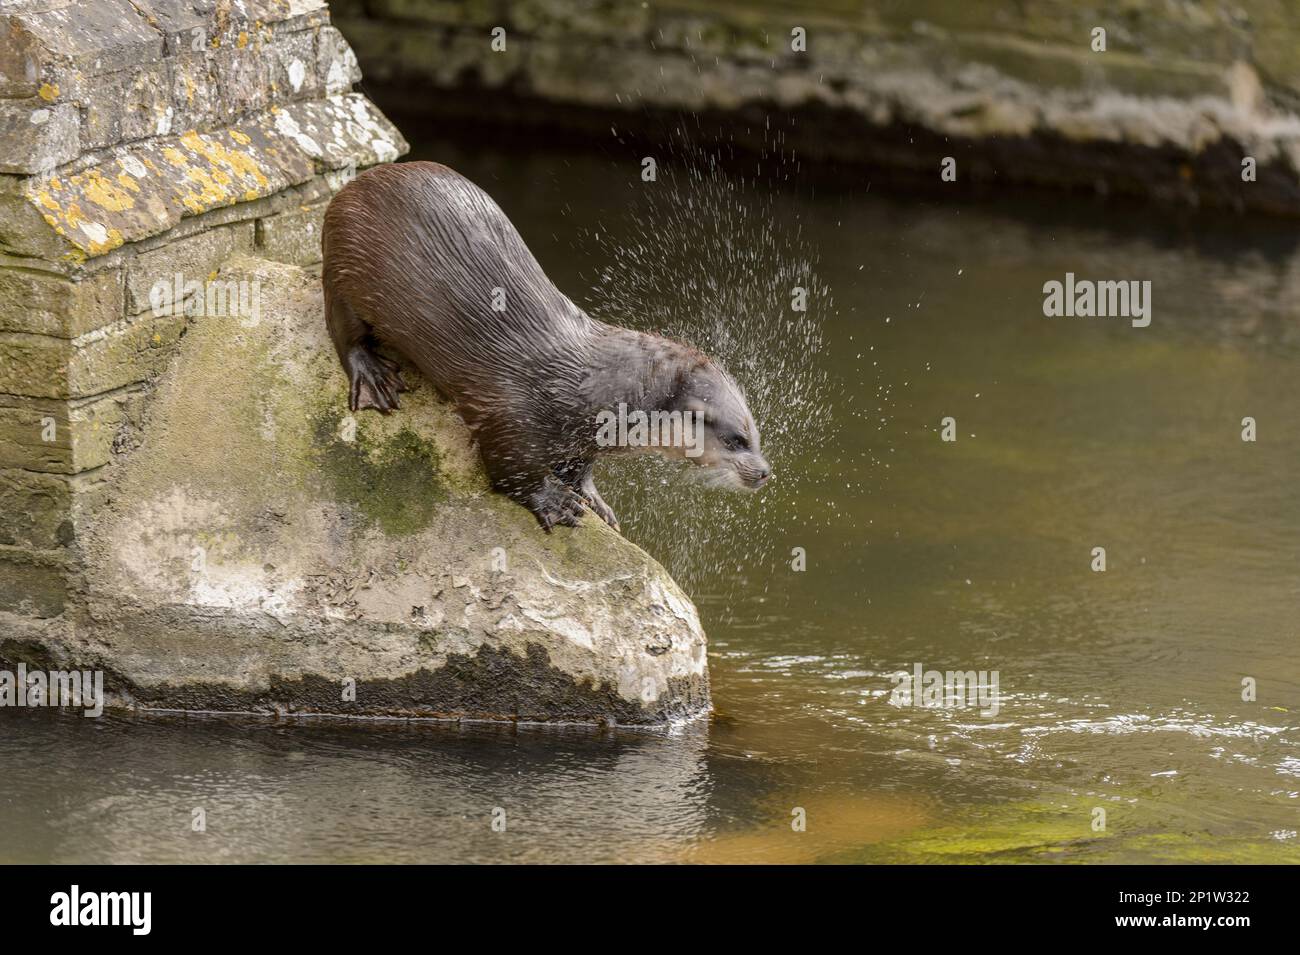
[7, 256, 710, 725]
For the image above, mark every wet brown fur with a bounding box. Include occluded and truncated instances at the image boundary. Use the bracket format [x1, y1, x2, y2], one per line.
[322, 161, 768, 531]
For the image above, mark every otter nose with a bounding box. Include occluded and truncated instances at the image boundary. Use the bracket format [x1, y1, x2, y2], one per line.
[753, 464, 771, 486]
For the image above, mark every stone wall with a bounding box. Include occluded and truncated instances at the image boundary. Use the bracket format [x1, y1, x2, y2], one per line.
[332, 0, 1300, 214]
[0, 0, 405, 619]
[0, 0, 711, 723]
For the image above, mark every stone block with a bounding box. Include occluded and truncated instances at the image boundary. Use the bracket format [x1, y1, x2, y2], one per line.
[0, 546, 67, 617]
[254, 201, 326, 265]
[0, 98, 79, 174]
[0, 389, 142, 473]
[0, 311, 186, 399]
[0, 466, 74, 549]
[125, 221, 255, 314]
[0, 264, 123, 338]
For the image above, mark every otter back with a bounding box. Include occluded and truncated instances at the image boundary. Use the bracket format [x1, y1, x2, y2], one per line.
[322, 161, 593, 423]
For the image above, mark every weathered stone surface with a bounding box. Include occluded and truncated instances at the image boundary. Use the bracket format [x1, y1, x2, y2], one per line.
[0, 388, 143, 473]
[0, 98, 79, 174]
[0, 310, 185, 399]
[23, 257, 709, 723]
[0, 264, 123, 337]
[117, 0, 213, 58]
[0, 174, 62, 260]
[253, 200, 326, 264]
[0, 545, 67, 618]
[124, 221, 254, 314]
[0, 0, 332, 109]
[0, 465, 74, 549]
[316, 24, 361, 94]
[17, 94, 404, 260]
[0, 1, 409, 633]
[0, 395, 66, 471]
[0, 2, 700, 727]
[0, 0, 165, 101]
[77, 62, 173, 152]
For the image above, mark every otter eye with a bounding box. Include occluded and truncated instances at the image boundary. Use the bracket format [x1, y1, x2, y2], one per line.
[723, 432, 750, 452]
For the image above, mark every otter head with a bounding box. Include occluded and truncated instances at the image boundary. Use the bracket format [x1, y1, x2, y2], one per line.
[665, 361, 771, 490]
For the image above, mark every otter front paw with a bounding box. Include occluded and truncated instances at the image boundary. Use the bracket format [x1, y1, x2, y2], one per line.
[579, 485, 620, 532]
[529, 480, 588, 533]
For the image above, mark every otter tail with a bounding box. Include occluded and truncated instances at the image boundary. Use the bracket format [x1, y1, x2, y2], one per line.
[323, 274, 407, 414]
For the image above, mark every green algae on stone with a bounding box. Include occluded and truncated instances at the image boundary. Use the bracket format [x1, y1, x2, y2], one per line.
[829, 792, 1300, 864]
[830, 797, 1115, 864]
[1115, 831, 1300, 864]
[312, 408, 446, 536]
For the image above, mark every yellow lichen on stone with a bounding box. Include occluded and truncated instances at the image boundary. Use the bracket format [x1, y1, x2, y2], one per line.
[116, 172, 142, 193]
[83, 170, 137, 212]
[179, 161, 241, 214]
[83, 226, 124, 256]
[179, 130, 269, 189]
[230, 130, 251, 145]
[238, 32, 249, 48]
[38, 83, 59, 102]
[61, 200, 87, 229]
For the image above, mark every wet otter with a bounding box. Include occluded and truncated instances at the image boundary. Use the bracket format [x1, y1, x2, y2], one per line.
[322, 161, 770, 531]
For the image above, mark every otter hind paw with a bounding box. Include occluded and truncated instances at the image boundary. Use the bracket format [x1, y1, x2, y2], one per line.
[530, 480, 588, 533]
[347, 348, 408, 414]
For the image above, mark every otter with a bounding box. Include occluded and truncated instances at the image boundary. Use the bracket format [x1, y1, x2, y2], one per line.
[321, 161, 770, 532]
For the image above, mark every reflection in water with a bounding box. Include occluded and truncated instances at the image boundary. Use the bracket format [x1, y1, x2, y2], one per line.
[3, 132, 1299, 863]
[3, 712, 715, 864]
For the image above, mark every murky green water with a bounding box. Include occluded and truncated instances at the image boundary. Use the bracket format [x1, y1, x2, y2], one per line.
[3, 133, 1298, 863]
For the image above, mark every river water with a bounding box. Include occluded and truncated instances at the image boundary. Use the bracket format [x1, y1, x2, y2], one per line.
[2, 131, 1298, 863]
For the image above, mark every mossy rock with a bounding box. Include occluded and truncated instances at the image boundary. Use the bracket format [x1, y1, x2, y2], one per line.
[30, 256, 709, 725]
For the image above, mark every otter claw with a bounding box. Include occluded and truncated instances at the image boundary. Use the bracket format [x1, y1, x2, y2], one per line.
[576, 480, 619, 532]
[530, 482, 588, 533]
[581, 493, 619, 532]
